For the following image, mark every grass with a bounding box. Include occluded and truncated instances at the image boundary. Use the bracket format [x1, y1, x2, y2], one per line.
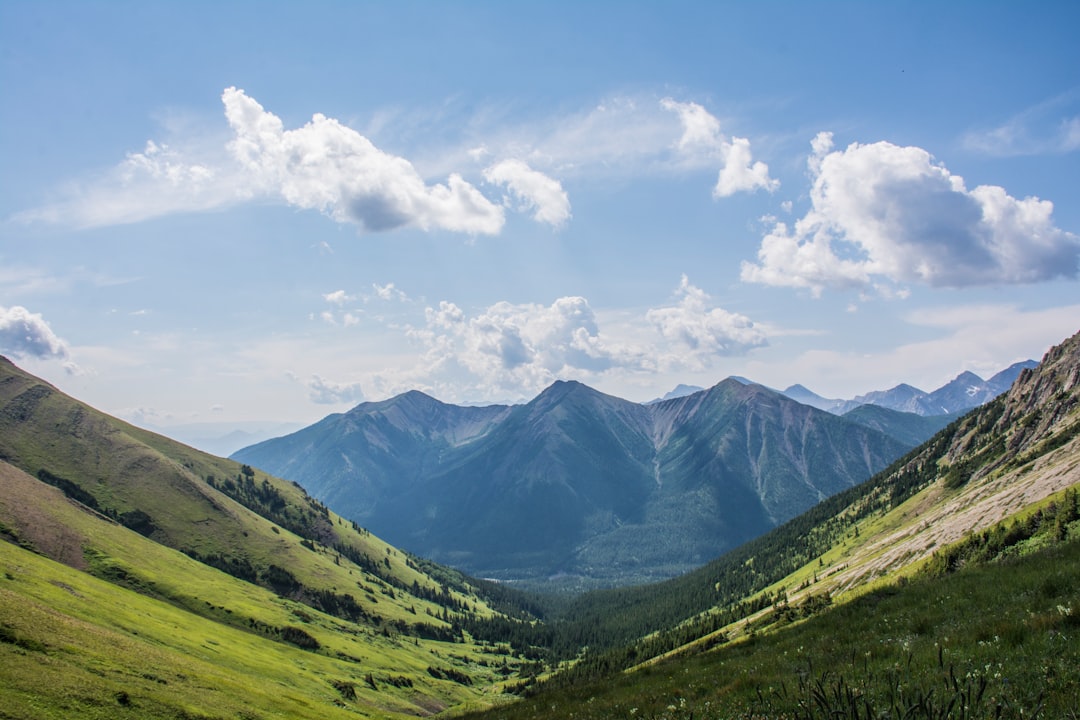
[0, 535, 516, 719]
[464, 534, 1080, 720]
[0, 464, 529, 718]
[1, 360, 546, 716]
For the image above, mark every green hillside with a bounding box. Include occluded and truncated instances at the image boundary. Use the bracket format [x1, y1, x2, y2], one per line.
[466, 530, 1080, 719]
[0, 357, 545, 718]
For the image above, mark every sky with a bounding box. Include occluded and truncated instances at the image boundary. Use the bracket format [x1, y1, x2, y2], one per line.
[2, 1, 1079, 439]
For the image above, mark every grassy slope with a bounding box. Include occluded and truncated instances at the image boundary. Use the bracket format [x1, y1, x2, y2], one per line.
[0, 537, 502, 720]
[0, 356, 541, 717]
[0, 460, 517, 718]
[467, 534, 1080, 719]
[0, 356, 515, 618]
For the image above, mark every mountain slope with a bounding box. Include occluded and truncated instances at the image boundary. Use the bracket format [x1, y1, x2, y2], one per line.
[841, 403, 957, 447]
[236, 379, 909, 587]
[0, 356, 544, 717]
[234, 390, 513, 527]
[488, 327, 1080, 696]
[465, 536, 1080, 720]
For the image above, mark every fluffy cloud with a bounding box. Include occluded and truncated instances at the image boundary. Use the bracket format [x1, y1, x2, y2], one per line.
[20, 89, 778, 231]
[408, 295, 632, 397]
[483, 159, 571, 228]
[661, 98, 778, 197]
[222, 87, 505, 234]
[741, 132, 1080, 295]
[646, 275, 768, 370]
[306, 374, 364, 405]
[20, 89, 508, 235]
[0, 305, 75, 369]
[398, 277, 769, 399]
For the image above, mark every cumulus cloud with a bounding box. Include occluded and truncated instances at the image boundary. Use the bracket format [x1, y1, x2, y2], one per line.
[222, 87, 504, 234]
[0, 305, 77, 371]
[661, 98, 778, 197]
[306, 374, 364, 405]
[407, 295, 633, 397]
[317, 291, 361, 326]
[646, 275, 768, 370]
[741, 132, 1080, 295]
[19, 89, 777, 231]
[483, 159, 571, 228]
[19, 89, 507, 235]
[396, 277, 769, 399]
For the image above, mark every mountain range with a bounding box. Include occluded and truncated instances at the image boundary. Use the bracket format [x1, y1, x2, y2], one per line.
[2, 328, 1077, 718]
[234, 378, 920, 587]
[459, 328, 1080, 718]
[780, 360, 1037, 415]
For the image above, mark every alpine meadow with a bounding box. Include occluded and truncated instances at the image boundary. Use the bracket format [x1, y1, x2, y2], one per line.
[2, 3, 1080, 719]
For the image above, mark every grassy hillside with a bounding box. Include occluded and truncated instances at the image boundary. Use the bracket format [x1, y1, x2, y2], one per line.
[466, 531, 1080, 719]
[0, 533, 493, 719]
[0, 357, 548, 717]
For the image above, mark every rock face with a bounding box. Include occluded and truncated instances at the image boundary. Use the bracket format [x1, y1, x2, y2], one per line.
[234, 379, 910, 586]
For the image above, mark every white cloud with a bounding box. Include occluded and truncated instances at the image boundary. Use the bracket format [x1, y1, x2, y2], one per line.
[525, 96, 676, 173]
[0, 262, 66, 296]
[741, 133, 1080, 295]
[19, 89, 507, 235]
[18, 90, 776, 231]
[661, 98, 778, 197]
[222, 87, 505, 235]
[646, 275, 768, 371]
[0, 305, 78, 372]
[306, 374, 365, 405]
[323, 290, 352, 305]
[407, 295, 634, 398]
[396, 277, 768, 400]
[15, 139, 241, 228]
[483, 159, 571, 228]
[372, 282, 408, 302]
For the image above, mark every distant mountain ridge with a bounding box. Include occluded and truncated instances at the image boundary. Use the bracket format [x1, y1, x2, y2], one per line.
[234, 378, 911, 587]
[778, 360, 1037, 416]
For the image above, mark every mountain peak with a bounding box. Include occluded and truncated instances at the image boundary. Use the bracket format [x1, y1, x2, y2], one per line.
[645, 384, 705, 405]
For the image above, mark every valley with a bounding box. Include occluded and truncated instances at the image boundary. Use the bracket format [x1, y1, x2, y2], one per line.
[2, 329, 1078, 718]
[233, 379, 916, 588]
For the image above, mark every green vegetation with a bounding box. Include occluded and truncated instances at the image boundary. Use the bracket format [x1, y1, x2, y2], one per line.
[0, 359, 550, 716]
[464, 529, 1080, 720]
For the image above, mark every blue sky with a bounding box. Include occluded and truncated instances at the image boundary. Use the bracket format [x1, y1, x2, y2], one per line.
[2, 1, 1079, 436]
